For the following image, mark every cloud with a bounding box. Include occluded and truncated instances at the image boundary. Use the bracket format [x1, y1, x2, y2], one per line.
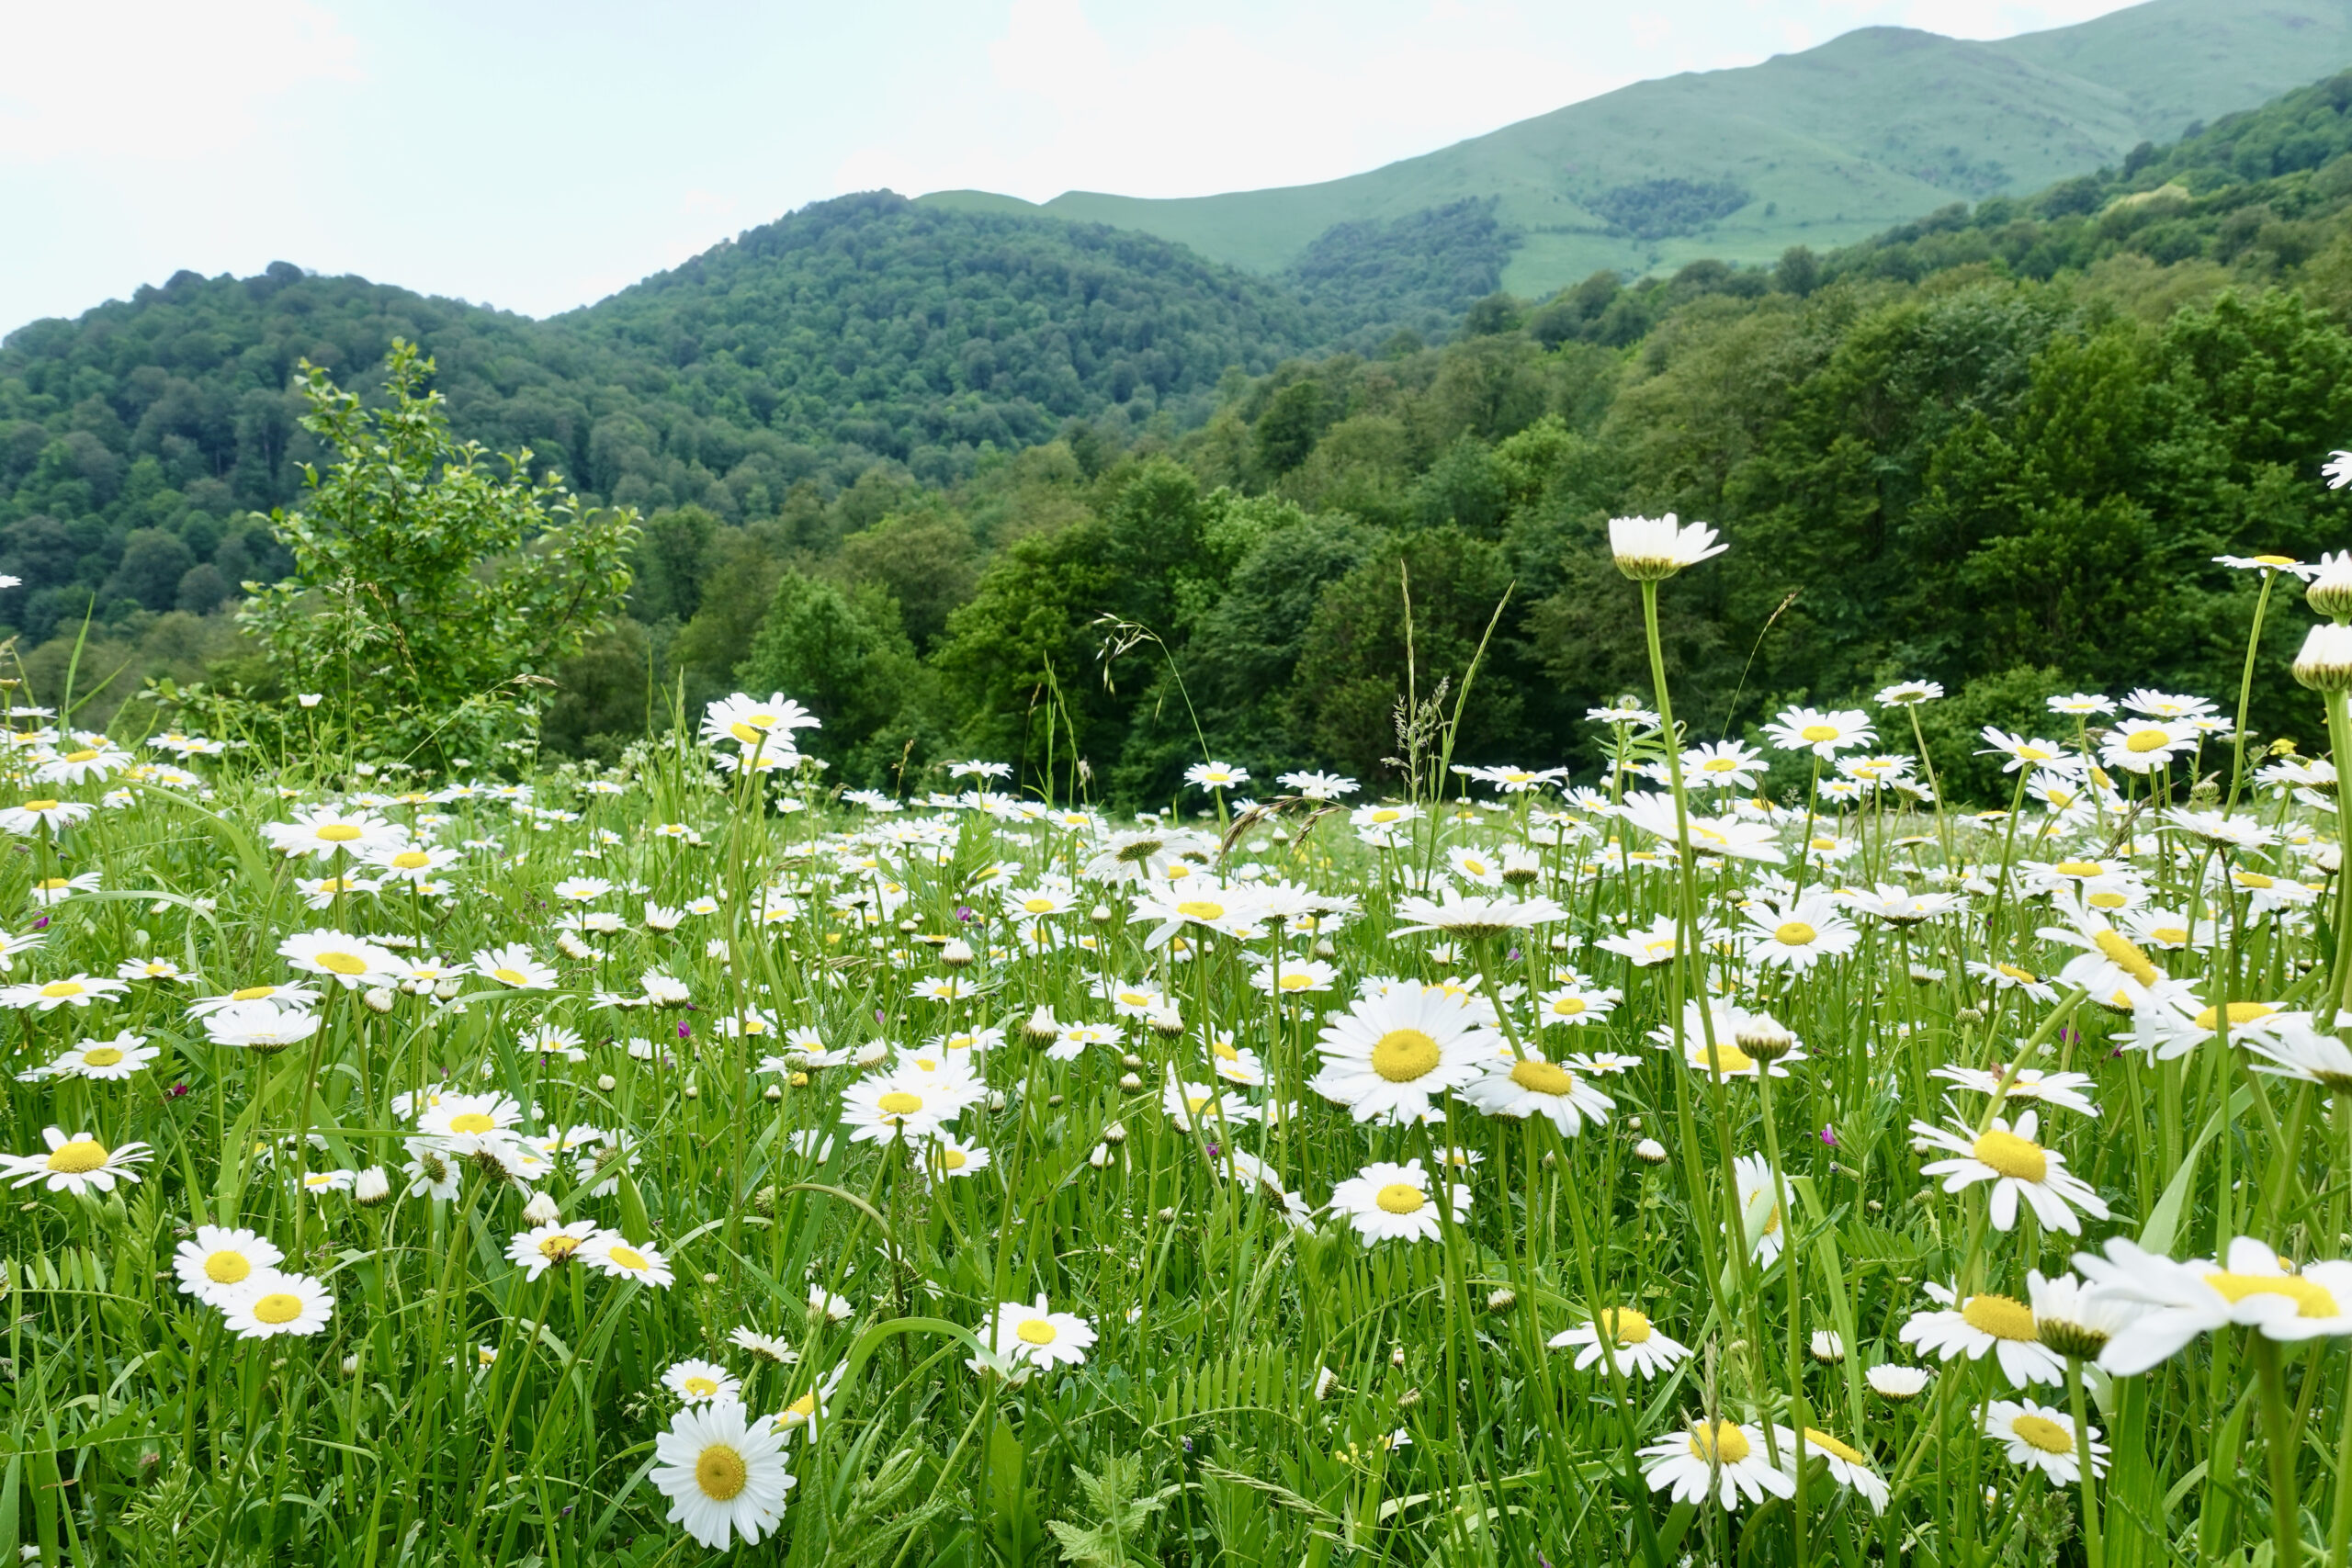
[0, 0, 359, 164]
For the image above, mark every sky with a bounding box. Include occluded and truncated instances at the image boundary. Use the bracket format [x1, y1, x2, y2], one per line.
[1, 0, 2146, 334]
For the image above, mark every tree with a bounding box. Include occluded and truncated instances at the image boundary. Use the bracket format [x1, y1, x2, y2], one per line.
[737, 570, 933, 784]
[239, 341, 640, 761]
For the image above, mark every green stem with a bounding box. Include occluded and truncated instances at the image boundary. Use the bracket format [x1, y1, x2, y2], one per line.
[2256, 1335, 2305, 1568]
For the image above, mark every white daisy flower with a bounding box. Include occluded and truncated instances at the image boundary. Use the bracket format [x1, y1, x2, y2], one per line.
[1549, 1307, 1690, 1378]
[650, 1398, 794, 1551]
[1984, 1399, 2106, 1485]
[1908, 1109, 2109, 1234]
[1638, 1420, 1794, 1510]
[1897, 1281, 2063, 1387]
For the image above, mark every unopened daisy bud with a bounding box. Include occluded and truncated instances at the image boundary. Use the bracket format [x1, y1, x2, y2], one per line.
[940, 938, 974, 967]
[1390, 1346, 1408, 1369]
[1147, 1006, 1184, 1038]
[1090, 904, 1113, 925]
[1312, 1365, 1340, 1401]
[1955, 1005, 1985, 1025]
[1625, 1115, 1643, 1132]
[341, 1354, 360, 1376]
[1634, 1137, 1668, 1165]
[1487, 1288, 1517, 1314]
[683, 1082, 699, 1100]
[1809, 1329, 1846, 1363]
[1314, 938, 1338, 959]
[362, 987, 395, 1014]
[1088, 1144, 1110, 1169]
[853, 1041, 888, 1067]
[1121, 1053, 1146, 1070]
[1867, 1363, 1930, 1401]
[353, 1166, 392, 1206]
[1118, 1071, 1142, 1091]
[597, 1074, 617, 1092]
[1102, 1121, 1127, 1145]
[1046, 1092, 1065, 1107]
[1023, 1006, 1060, 1044]
[435, 977, 463, 1000]
[521, 1190, 560, 1227]
[1396, 1386, 1421, 1408]
[2310, 552, 2352, 622]
[2296, 622, 2352, 691]
[1734, 1011, 1796, 1060]
[987, 1090, 1007, 1111]
[764, 1084, 783, 1101]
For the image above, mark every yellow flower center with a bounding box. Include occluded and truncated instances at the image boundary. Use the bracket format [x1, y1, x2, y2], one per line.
[62, 750, 98, 764]
[1698, 1042, 1757, 1074]
[2088, 891, 2126, 909]
[1510, 1059, 1577, 1096]
[1278, 973, 1314, 991]
[1023, 897, 1057, 914]
[2009, 1414, 2075, 1454]
[391, 851, 430, 869]
[1802, 1428, 1869, 1465]
[683, 1376, 719, 1397]
[1212, 1041, 1239, 1061]
[2256, 554, 2298, 567]
[2053, 860, 2102, 876]
[1971, 1130, 2048, 1182]
[1597, 1307, 1652, 1345]
[1800, 724, 1839, 743]
[232, 985, 277, 1001]
[1687, 1421, 1751, 1464]
[1371, 809, 1401, 823]
[2091, 931, 2158, 986]
[45, 1139, 105, 1173]
[1463, 859, 1487, 876]
[204, 1250, 250, 1284]
[1961, 1293, 2039, 1341]
[1996, 964, 2038, 984]
[1185, 1094, 1212, 1114]
[316, 823, 363, 841]
[448, 1113, 498, 1134]
[1017, 1317, 1057, 1345]
[537, 1235, 582, 1260]
[1375, 1182, 1426, 1214]
[1808, 836, 1837, 852]
[1177, 899, 1225, 920]
[2194, 1000, 2277, 1030]
[878, 1091, 924, 1115]
[1773, 920, 1817, 947]
[2236, 872, 2276, 890]
[2125, 729, 2169, 753]
[1370, 1028, 1442, 1082]
[786, 1391, 820, 1418]
[315, 951, 369, 976]
[2151, 925, 2189, 946]
[695, 1443, 749, 1501]
[36, 878, 67, 890]
[492, 967, 527, 985]
[1551, 997, 1587, 1016]
[39, 981, 82, 998]
[2018, 746, 2052, 761]
[940, 1148, 967, 1170]
[251, 1292, 303, 1325]
[81, 1047, 122, 1066]
[607, 1246, 648, 1271]
[2203, 1271, 2341, 1317]
[21, 799, 57, 811]
[1702, 758, 1736, 773]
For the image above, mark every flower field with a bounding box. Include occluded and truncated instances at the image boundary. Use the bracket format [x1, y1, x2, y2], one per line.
[14, 509, 2352, 1566]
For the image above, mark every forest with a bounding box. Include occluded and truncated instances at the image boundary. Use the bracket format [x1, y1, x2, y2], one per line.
[15, 71, 2352, 801]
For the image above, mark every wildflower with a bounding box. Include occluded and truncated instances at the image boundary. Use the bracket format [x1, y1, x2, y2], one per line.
[174, 1226, 285, 1307]
[1638, 1420, 1794, 1510]
[1763, 705, 1876, 759]
[0, 797, 93, 835]
[1897, 1281, 2064, 1387]
[1309, 988, 1496, 1122]
[1984, 1400, 2106, 1485]
[650, 1399, 794, 1551]
[38, 1031, 155, 1081]
[1740, 894, 1860, 972]
[582, 1234, 675, 1289]
[1866, 1364, 1930, 1401]
[1549, 1308, 1691, 1378]
[1461, 1048, 1615, 1135]
[470, 942, 558, 989]
[219, 1269, 335, 1338]
[1909, 1109, 2109, 1234]
[264, 806, 403, 860]
[662, 1359, 742, 1405]
[1, 1126, 152, 1194]
[981, 1294, 1097, 1370]
[0, 973, 127, 1010]
[507, 1220, 604, 1280]
[1617, 791, 1787, 863]
[1608, 513, 1725, 581]
[278, 929, 404, 989]
[2075, 1235, 2352, 1374]
[1329, 1158, 1467, 1244]
[775, 1365, 846, 1435]
[1183, 761, 1249, 791]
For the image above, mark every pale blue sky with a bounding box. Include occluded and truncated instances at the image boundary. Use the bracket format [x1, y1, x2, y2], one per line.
[1, 0, 2137, 333]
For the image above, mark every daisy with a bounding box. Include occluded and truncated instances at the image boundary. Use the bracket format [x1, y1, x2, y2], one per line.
[1763, 705, 1876, 759]
[1204, 1034, 1270, 1087]
[1388, 892, 1566, 939]
[201, 1001, 322, 1052]
[264, 805, 404, 860]
[729, 1326, 799, 1364]
[40, 1031, 155, 1081]
[277, 929, 403, 989]
[506, 1220, 604, 1280]
[2074, 1235, 2352, 1375]
[982, 1294, 1097, 1370]
[2027, 1269, 2144, 1362]
[1977, 728, 2074, 774]
[1549, 1308, 1691, 1378]
[1, 973, 127, 1010]
[0, 797, 93, 835]
[1741, 894, 1860, 972]
[1278, 769, 1357, 799]
[650, 1398, 794, 1551]
[1608, 513, 1725, 580]
[582, 1234, 675, 1289]
[1616, 793, 1787, 863]
[1928, 1064, 2099, 1117]
[1984, 1400, 2106, 1485]
[1909, 1109, 2109, 1234]
[187, 981, 320, 1018]
[1183, 761, 1249, 791]
[470, 943, 558, 990]
[1594, 913, 1690, 966]
[1461, 1049, 1614, 1135]
[1875, 679, 1944, 705]
[662, 1359, 743, 1405]
[115, 956, 185, 983]
[1652, 1001, 1809, 1081]
[220, 1269, 335, 1338]
[1795, 1429, 1889, 1514]
[1252, 957, 1338, 997]
[922, 1133, 990, 1181]
[775, 1365, 846, 1435]
[1161, 1074, 1260, 1132]
[1681, 739, 1768, 790]
[1897, 1281, 2064, 1387]
[2, 1126, 152, 1194]
[839, 1070, 972, 1144]
[1839, 884, 1963, 926]
[2099, 719, 2195, 773]
[1534, 980, 1621, 1027]
[702, 691, 820, 752]
[1309, 988, 1497, 1122]
[1966, 959, 2059, 1005]
[1328, 1158, 1468, 1245]
[1866, 1364, 1931, 1401]
[173, 1225, 285, 1307]
[1730, 1152, 1795, 1264]
[1638, 1420, 1795, 1510]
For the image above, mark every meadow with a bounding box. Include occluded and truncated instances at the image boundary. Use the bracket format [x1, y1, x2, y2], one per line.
[9, 504, 2352, 1566]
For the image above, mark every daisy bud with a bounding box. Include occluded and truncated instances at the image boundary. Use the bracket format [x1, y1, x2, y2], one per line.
[1148, 1008, 1184, 1038]
[764, 1084, 783, 1101]
[1866, 1363, 1930, 1401]
[702, 1273, 719, 1286]
[1808, 1329, 1845, 1363]
[1315, 939, 1338, 959]
[898, 918, 920, 933]
[1102, 1121, 1127, 1145]
[940, 939, 974, 967]
[1118, 1072, 1143, 1091]
[1046, 1093, 1065, 1108]
[1023, 1006, 1060, 1044]
[362, 987, 395, 1014]
[1487, 1288, 1516, 1314]
[1091, 904, 1113, 924]
[1121, 1054, 1146, 1070]
[353, 1166, 392, 1206]
[1626, 1116, 1643, 1132]
[340, 1355, 360, 1376]
[1733, 1012, 1796, 1060]
[987, 1090, 1007, 1111]
[435, 977, 462, 1000]
[521, 1190, 560, 1227]
[1313, 1365, 1340, 1401]
[1158, 1206, 1177, 1224]
[1634, 1137, 1668, 1165]
[1088, 1144, 1111, 1168]
[1396, 1387, 1421, 1408]
[1390, 1346, 1408, 1369]
[597, 1074, 617, 1092]
[2310, 552, 2352, 622]
[2296, 622, 2352, 691]
[853, 1041, 888, 1067]
[683, 1083, 699, 1100]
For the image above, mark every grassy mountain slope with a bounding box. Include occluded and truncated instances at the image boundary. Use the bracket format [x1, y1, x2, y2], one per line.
[920, 0, 2352, 296]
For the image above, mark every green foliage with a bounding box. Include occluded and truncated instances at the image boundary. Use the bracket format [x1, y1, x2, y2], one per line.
[238, 342, 639, 761]
[736, 569, 935, 786]
[1044, 1453, 1175, 1568]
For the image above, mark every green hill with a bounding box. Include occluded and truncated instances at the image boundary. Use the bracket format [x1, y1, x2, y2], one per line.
[920, 0, 2352, 296]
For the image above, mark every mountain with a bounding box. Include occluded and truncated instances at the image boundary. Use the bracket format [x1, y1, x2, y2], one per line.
[918, 0, 2352, 297]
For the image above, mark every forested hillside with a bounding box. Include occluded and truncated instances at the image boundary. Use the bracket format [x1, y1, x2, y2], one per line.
[18, 70, 2352, 803]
